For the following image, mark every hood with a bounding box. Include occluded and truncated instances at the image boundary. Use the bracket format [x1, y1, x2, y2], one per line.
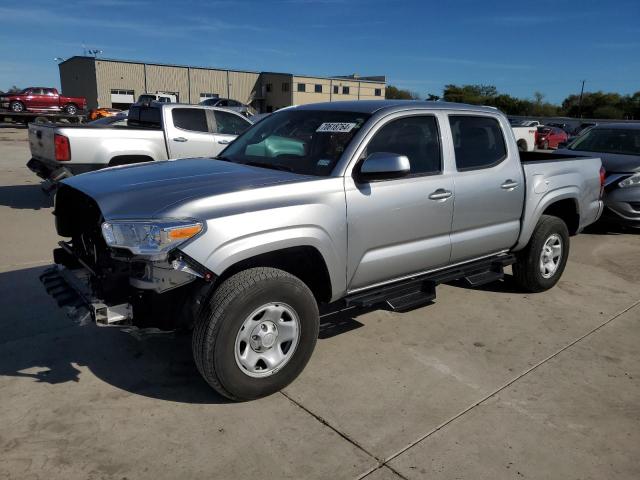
[62, 158, 317, 219]
[554, 148, 640, 173]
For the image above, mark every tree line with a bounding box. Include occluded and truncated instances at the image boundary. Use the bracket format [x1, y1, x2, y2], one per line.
[385, 84, 640, 119]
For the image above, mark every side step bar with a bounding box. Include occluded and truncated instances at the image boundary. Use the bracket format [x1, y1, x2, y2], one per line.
[346, 254, 516, 312]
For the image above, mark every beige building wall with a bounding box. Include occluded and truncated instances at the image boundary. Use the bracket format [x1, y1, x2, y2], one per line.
[189, 68, 229, 102]
[145, 64, 190, 103]
[95, 60, 145, 108]
[229, 71, 260, 105]
[292, 76, 331, 105]
[359, 82, 385, 100]
[262, 73, 292, 111]
[60, 57, 99, 109]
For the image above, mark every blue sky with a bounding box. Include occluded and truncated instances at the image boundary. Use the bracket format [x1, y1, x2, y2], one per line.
[1, 0, 638, 103]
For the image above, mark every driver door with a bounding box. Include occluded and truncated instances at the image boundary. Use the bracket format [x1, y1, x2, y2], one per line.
[345, 114, 454, 291]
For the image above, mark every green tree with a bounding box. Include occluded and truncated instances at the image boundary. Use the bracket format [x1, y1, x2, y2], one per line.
[385, 85, 419, 100]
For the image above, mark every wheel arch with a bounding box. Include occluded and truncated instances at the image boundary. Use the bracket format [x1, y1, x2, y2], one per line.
[108, 155, 154, 167]
[515, 189, 581, 250]
[216, 245, 333, 303]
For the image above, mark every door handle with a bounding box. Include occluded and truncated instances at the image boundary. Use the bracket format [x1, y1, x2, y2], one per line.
[173, 137, 188, 142]
[501, 180, 519, 190]
[428, 189, 453, 200]
[217, 139, 231, 145]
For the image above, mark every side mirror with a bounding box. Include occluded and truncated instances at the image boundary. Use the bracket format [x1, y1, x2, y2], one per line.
[358, 152, 410, 181]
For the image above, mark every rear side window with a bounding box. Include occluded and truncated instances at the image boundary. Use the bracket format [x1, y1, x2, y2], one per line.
[214, 110, 250, 135]
[365, 116, 442, 175]
[172, 108, 208, 132]
[449, 115, 507, 170]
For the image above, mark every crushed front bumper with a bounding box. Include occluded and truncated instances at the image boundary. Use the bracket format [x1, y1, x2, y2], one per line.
[40, 265, 134, 326]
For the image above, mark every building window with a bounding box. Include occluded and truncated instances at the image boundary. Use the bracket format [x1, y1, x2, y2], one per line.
[333, 85, 339, 94]
[266, 83, 272, 93]
[375, 88, 382, 97]
[314, 84, 322, 93]
[200, 92, 218, 99]
[282, 82, 290, 92]
[110, 89, 134, 96]
[297, 83, 306, 92]
[342, 86, 350, 95]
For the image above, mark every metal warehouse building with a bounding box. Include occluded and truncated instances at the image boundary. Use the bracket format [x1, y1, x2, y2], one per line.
[59, 56, 386, 112]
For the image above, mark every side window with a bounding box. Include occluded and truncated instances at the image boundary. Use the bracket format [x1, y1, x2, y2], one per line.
[172, 108, 208, 132]
[214, 110, 250, 136]
[449, 115, 507, 171]
[365, 116, 442, 175]
[31, 88, 44, 95]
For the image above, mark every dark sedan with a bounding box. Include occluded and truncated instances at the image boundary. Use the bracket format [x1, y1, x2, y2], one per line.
[556, 123, 640, 228]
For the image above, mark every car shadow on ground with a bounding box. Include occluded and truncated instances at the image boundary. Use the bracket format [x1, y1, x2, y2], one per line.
[0, 266, 372, 405]
[0, 184, 52, 210]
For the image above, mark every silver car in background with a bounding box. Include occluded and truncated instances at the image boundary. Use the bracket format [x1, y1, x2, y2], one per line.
[556, 123, 640, 228]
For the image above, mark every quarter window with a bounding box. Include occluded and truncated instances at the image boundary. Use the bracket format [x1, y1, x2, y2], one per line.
[214, 110, 251, 135]
[172, 108, 208, 133]
[365, 116, 442, 175]
[449, 115, 507, 170]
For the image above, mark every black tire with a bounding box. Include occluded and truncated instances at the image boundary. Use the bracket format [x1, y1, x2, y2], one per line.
[513, 215, 570, 293]
[517, 140, 527, 152]
[64, 104, 78, 115]
[193, 267, 319, 401]
[10, 101, 24, 113]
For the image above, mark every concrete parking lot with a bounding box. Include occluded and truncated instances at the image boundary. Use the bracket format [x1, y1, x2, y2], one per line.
[0, 126, 638, 479]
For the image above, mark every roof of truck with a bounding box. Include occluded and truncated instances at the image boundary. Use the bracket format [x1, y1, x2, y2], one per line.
[294, 100, 501, 115]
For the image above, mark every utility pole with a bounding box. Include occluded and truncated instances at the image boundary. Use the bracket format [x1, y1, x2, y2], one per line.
[578, 80, 586, 118]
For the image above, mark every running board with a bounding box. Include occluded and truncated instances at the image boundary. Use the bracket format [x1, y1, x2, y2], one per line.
[345, 254, 515, 312]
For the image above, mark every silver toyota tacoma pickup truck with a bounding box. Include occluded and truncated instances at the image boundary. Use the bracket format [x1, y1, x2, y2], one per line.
[42, 101, 604, 400]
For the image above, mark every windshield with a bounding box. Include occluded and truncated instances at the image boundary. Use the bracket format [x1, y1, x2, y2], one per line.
[569, 128, 640, 156]
[219, 109, 370, 176]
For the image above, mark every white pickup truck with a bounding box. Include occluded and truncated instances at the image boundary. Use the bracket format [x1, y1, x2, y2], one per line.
[27, 103, 253, 182]
[512, 125, 537, 152]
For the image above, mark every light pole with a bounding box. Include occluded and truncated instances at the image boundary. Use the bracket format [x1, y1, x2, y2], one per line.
[578, 80, 585, 118]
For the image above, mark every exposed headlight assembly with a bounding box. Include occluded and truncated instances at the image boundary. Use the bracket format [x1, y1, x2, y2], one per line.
[101, 219, 203, 258]
[618, 173, 640, 188]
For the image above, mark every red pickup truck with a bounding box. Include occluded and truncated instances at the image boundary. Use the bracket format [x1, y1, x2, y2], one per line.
[1, 87, 86, 115]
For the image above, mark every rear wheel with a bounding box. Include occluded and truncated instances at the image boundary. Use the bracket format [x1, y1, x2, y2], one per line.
[192, 267, 319, 401]
[513, 215, 569, 292]
[64, 104, 78, 115]
[10, 101, 24, 113]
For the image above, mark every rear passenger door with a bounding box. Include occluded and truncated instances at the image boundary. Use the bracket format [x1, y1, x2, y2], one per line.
[165, 107, 217, 158]
[345, 114, 454, 290]
[447, 114, 524, 262]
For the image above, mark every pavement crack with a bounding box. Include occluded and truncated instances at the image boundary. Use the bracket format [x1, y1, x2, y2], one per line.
[280, 390, 410, 480]
[359, 298, 640, 479]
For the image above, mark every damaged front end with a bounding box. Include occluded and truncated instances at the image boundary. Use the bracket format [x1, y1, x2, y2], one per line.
[44, 185, 213, 328]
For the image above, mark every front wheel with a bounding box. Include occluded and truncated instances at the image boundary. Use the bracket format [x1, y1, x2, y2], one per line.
[192, 267, 319, 401]
[10, 101, 24, 113]
[513, 215, 570, 293]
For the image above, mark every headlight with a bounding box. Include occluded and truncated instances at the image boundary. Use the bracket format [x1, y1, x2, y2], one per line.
[619, 173, 640, 188]
[101, 219, 203, 257]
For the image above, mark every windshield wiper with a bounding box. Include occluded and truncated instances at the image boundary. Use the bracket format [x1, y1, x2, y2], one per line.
[243, 161, 294, 172]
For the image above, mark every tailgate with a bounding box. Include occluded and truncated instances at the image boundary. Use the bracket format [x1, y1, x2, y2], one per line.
[28, 123, 57, 162]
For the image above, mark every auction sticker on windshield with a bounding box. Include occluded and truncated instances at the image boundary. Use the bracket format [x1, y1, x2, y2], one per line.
[316, 122, 357, 133]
